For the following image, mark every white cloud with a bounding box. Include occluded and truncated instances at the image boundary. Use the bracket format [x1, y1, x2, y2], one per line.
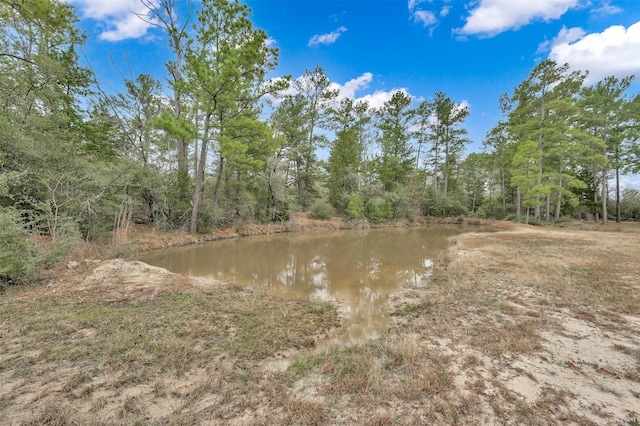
[440, 6, 451, 17]
[264, 73, 372, 106]
[549, 21, 640, 84]
[99, 11, 153, 41]
[328, 72, 374, 100]
[457, 99, 471, 112]
[359, 88, 412, 110]
[457, 0, 579, 37]
[537, 26, 585, 53]
[408, 0, 439, 29]
[266, 72, 410, 111]
[413, 10, 438, 27]
[328, 73, 412, 110]
[308, 26, 347, 47]
[408, 0, 429, 12]
[591, 2, 622, 16]
[65, 0, 156, 41]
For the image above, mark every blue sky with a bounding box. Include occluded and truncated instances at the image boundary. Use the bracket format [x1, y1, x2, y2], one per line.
[65, 0, 640, 155]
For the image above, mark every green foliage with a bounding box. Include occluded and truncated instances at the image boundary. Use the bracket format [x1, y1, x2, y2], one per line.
[365, 197, 393, 223]
[184, 0, 283, 232]
[345, 194, 365, 221]
[326, 98, 370, 211]
[289, 357, 322, 379]
[434, 195, 469, 218]
[308, 198, 335, 220]
[505, 60, 595, 222]
[620, 188, 640, 221]
[196, 200, 226, 233]
[41, 215, 78, 264]
[271, 67, 337, 210]
[375, 91, 415, 191]
[416, 91, 470, 204]
[505, 213, 518, 222]
[386, 187, 419, 221]
[0, 206, 76, 285]
[161, 170, 193, 229]
[403, 304, 419, 314]
[0, 207, 38, 285]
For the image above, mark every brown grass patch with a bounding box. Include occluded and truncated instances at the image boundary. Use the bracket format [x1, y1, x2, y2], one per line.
[0, 275, 338, 425]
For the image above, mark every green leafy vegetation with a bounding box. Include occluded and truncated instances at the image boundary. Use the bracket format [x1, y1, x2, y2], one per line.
[308, 198, 335, 220]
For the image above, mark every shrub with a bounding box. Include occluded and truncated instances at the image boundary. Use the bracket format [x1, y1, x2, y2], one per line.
[365, 197, 393, 223]
[308, 199, 335, 220]
[387, 189, 419, 221]
[0, 207, 78, 286]
[0, 207, 38, 285]
[435, 196, 468, 217]
[345, 194, 364, 221]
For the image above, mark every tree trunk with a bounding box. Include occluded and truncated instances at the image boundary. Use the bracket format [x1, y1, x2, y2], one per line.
[535, 93, 545, 223]
[545, 194, 551, 222]
[516, 185, 521, 222]
[601, 167, 608, 224]
[190, 114, 211, 234]
[500, 169, 507, 219]
[443, 129, 450, 198]
[296, 157, 303, 208]
[432, 129, 440, 207]
[213, 155, 225, 207]
[615, 148, 621, 222]
[471, 186, 477, 213]
[554, 169, 564, 222]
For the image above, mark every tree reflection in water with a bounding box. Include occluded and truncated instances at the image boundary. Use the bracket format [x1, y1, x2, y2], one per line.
[142, 226, 469, 343]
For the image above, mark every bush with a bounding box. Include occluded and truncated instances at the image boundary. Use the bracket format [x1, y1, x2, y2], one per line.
[0, 207, 38, 285]
[365, 197, 393, 223]
[345, 194, 364, 221]
[308, 199, 335, 220]
[0, 207, 77, 286]
[387, 189, 419, 221]
[40, 216, 78, 267]
[435, 196, 468, 217]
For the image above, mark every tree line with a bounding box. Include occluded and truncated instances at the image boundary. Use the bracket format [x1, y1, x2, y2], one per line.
[1, 0, 639, 284]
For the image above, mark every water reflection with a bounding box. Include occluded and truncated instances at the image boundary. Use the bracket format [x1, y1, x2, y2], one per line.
[142, 226, 464, 343]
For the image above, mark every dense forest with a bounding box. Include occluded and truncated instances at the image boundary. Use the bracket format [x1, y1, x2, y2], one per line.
[1, 0, 640, 283]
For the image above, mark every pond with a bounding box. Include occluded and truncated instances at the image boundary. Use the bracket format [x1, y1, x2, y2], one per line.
[141, 226, 470, 343]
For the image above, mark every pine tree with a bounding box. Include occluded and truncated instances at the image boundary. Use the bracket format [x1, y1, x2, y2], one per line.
[415, 92, 469, 207]
[507, 60, 588, 222]
[579, 76, 635, 223]
[374, 91, 415, 191]
[326, 98, 370, 211]
[185, 0, 279, 233]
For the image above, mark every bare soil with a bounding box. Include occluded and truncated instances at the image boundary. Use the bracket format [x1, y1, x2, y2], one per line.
[1, 218, 639, 425]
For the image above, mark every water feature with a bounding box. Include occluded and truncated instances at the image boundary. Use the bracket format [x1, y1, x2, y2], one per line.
[141, 226, 469, 343]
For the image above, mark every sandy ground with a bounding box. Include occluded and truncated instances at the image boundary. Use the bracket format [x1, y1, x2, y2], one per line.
[387, 222, 640, 424]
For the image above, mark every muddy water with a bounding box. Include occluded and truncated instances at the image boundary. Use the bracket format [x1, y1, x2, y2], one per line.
[142, 226, 466, 343]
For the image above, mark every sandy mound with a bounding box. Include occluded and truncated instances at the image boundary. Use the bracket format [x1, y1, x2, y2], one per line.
[77, 259, 192, 302]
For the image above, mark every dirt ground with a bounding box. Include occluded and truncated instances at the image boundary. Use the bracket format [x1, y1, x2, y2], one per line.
[388, 221, 640, 424]
[1, 219, 639, 425]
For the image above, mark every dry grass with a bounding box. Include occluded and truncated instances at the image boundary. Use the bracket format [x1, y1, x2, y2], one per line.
[0, 277, 339, 425]
[386, 222, 640, 424]
[2, 220, 640, 424]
